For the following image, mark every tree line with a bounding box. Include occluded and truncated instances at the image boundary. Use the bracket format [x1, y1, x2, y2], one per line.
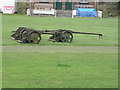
[97, 2, 119, 17]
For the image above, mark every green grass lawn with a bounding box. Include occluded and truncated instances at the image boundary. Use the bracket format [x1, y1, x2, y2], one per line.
[3, 52, 118, 88]
[2, 15, 118, 88]
[2, 15, 118, 46]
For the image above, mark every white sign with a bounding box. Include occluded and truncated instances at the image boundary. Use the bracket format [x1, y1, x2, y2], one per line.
[1, 0, 15, 14]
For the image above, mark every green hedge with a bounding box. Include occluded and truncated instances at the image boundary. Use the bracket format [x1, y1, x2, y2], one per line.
[97, 2, 118, 18]
[16, 2, 29, 14]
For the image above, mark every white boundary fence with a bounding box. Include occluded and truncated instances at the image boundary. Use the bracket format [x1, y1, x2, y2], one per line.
[27, 9, 57, 17]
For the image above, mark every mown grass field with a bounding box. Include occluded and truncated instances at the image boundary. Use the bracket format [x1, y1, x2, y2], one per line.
[2, 52, 118, 88]
[2, 15, 118, 88]
[2, 15, 118, 46]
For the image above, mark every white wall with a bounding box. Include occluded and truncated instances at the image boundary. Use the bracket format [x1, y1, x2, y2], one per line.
[0, 0, 15, 14]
